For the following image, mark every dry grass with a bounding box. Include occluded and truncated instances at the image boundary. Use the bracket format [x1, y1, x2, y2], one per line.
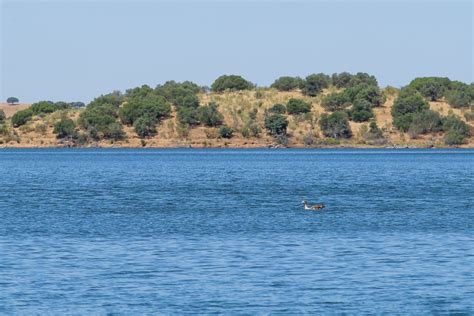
[0, 103, 31, 118]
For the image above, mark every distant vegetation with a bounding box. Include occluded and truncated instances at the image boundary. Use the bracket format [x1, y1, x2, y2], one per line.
[1, 73, 472, 147]
[6, 97, 19, 105]
[0, 110, 6, 123]
[211, 75, 253, 92]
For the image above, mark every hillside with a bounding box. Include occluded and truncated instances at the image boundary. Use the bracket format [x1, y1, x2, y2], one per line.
[1, 89, 473, 148]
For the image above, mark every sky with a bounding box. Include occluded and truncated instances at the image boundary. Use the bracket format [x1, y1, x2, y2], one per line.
[1, 0, 473, 103]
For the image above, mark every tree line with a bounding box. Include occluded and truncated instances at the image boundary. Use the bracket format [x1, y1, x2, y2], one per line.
[4, 73, 473, 146]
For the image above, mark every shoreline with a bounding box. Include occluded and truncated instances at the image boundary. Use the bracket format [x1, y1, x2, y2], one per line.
[1, 144, 473, 149]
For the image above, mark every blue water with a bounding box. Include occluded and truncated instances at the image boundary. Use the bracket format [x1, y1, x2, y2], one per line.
[0, 149, 473, 314]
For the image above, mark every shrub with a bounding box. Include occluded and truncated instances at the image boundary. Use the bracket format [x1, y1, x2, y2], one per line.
[391, 88, 429, 120]
[177, 107, 199, 126]
[302, 73, 330, 96]
[133, 115, 157, 138]
[331, 72, 353, 88]
[30, 101, 59, 115]
[120, 94, 171, 125]
[88, 91, 124, 108]
[359, 122, 384, 142]
[104, 122, 125, 140]
[464, 111, 474, 121]
[241, 123, 261, 138]
[155, 81, 201, 108]
[11, 109, 33, 127]
[0, 109, 5, 123]
[286, 98, 311, 114]
[54, 102, 71, 110]
[177, 94, 200, 109]
[303, 132, 317, 146]
[354, 85, 383, 107]
[442, 114, 470, 136]
[393, 114, 414, 132]
[211, 75, 253, 92]
[446, 86, 472, 108]
[319, 111, 352, 139]
[347, 72, 378, 88]
[78, 103, 124, 140]
[35, 123, 47, 135]
[0, 123, 9, 136]
[321, 92, 351, 111]
[347, 99, 373, 122]
[410, 110, 443, 134]
[6, 97, 19, 104]
[53, 118, 76, 139]
[271, 76, 304, 91]
[275, 134, 289, 146]
[268, 103, 286, 114]
[444, 131, 466, 146]
[408, 77, 450, 101]
[125, 85, 154, 99]
[218, 125, 234, 138]
[264, 114, 288, 136]
[197, 102, 224, 127]
[249, 108, 258, 120]
[367, 122, 384, 139]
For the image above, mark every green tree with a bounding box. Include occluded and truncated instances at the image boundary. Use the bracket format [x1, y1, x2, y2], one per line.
[211, 75, 253, 92]
[125, 85, 154, 99]
[0, 109, 5, 123]
[155, 81, 201, 106]
[133, 115, 157, 138]
[286, 98, 311, 114]
[393, 114, 414, 132]
[197, 102, 224, 127]
[78, 103, 124, 140]
[391, 88, 429, 131]
[319, 111, 352, 139]
[177, 107, 199, 126]
[30, 101, 59, 115]
[271, 76, 304, 91]
[54, 102, 71, 110]
[6, 97, 19, 104]
[408, 77, 450, 101]
[321, 92, 351, 111]
[219, 125, 234, 138]
[120, 94, 171, 125]
[264, 114, 288, 136]
[88, 91, 124, 108]
[354, 85, 383, 107]
[103, 122, 125, 140]
[11, 109, 33, 127]
[53, 118, 76, 139]
[331, 72, 353, 88]
[302, 73, 330, 96]
[347, 72, 378, 88]
[347, 99, 373, 122]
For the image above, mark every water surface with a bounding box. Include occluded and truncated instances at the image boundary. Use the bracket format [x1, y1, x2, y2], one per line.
[0, 149, 473, 314]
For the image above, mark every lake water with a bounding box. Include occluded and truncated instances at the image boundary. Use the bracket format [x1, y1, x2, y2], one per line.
[0, 149, 473, 314]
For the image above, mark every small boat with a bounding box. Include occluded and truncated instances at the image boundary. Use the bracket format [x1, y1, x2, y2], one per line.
[302, 200, 325, 210]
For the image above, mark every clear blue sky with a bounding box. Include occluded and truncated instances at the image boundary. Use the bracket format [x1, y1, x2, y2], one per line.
[1, 0, 473, 103]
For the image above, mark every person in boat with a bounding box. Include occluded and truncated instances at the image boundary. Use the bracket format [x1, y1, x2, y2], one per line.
[302, 200, 325, 210]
